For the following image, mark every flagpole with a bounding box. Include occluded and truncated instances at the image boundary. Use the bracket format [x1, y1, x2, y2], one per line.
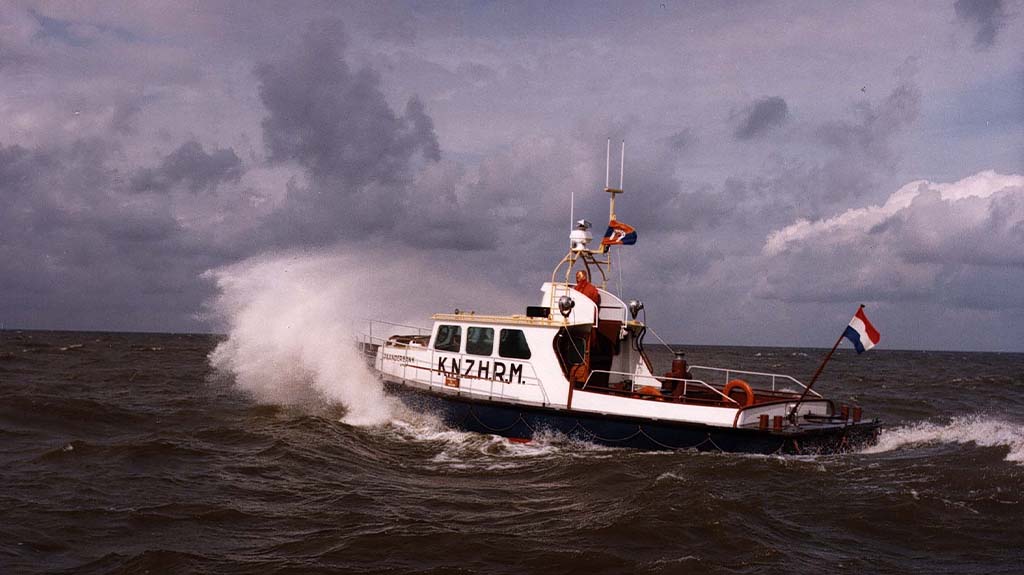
[788, 305, 863, 422]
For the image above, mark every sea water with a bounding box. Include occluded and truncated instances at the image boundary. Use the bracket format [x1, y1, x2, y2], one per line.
[2, 329, 1023, 574]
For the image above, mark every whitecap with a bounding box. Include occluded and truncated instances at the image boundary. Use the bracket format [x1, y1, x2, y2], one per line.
[862, 414, 1024, 464]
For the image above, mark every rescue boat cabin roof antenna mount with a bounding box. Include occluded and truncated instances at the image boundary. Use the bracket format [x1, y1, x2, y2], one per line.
[553, 139, 626, 292]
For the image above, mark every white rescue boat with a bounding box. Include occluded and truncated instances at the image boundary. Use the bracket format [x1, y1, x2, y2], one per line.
[360, 143, 880, 454]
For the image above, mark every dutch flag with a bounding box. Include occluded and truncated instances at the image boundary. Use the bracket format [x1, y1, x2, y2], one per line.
[843, 306, 880, 354]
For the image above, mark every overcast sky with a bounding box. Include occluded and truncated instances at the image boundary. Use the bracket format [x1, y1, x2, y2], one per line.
[2, 1, 1022, 351]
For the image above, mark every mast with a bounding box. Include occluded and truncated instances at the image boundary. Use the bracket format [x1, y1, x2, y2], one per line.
[606, 140, 624, 222]
[552, 139, 627, 291]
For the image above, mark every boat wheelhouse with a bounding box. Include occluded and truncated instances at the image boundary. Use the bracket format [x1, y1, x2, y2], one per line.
[361, 143, 880, 454]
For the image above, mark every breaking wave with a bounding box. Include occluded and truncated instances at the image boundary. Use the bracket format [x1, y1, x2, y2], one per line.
[862, 414, 1024, 464]
[203, 249, 520, 427]
[383, 412, 621, 471]
[204, 252, 394, 426]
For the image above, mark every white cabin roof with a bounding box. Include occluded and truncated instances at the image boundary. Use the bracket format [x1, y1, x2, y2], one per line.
[430, 312, 562, 328]
[541, 282, 629, 326]
[427, 282, 633, 329]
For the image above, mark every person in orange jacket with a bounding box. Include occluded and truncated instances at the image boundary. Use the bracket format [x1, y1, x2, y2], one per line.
[574, 270, 601, 306]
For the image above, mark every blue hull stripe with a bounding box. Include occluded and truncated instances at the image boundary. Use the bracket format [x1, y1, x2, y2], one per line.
[384, 382, 878, 454]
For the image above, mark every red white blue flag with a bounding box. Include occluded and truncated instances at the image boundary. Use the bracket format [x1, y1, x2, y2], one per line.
[843, 306, 880, 354]
[601, 220, 637, 247]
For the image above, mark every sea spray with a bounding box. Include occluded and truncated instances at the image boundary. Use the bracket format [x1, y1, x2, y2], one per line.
[863, 414, 1024, 464]
[204, 249, 521, 426]
[205, 252, 399, 425]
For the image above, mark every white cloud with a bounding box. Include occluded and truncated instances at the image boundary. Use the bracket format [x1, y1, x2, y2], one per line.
[765, 171, 1024, 255]
[760, 170, 1024, 307]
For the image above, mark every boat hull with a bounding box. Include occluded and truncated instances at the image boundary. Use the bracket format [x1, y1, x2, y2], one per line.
[383, 380, 880, 455]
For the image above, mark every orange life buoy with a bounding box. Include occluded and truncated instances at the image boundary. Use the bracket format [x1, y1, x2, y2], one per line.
[637, 385, 665, 400]
[723, 379, 755, 407]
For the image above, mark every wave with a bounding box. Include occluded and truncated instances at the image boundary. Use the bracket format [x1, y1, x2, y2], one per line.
[862, 414, 1024, 464]
[203, 249, 521, 428]
[379, 409, 620, 471]
[204, 253, 394, 426]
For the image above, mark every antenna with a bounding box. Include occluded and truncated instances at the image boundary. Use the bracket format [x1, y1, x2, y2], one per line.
[619, 140, 625, 190]
[570, 190, 575, 232]
[605, 139, 625, 222]
[605, 138, 611, 189]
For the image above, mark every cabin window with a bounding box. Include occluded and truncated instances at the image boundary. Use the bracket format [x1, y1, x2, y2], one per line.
[557, 328, 587, 366]
[466, 327, 494, 356]
[499, 329, 532, 360]
[434, 325, 461, 352]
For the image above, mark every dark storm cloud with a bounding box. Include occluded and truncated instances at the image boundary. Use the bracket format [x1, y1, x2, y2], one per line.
[712, 79, 925, 226]
[110, 95, 145, 135]
[650, 98, 901, 238]
[0, 143, 45, 192]
[733, 96, 789, 140]
[955, 0, 1007, 49]
[667, 128, 694, 151]
[30, 9, 92, 47]
[254, 19, 441, 245]
[130, 140, 242, 194]
[0, 144, 55, 241]
[29, 8, 139, 48]
[0, 140, 220, 331]
[256, 19, 440, 185]
[0, 36, 34, 71]
[816, 81, 921, 166]
[1, 2, 1020, 350]
[622, 78, 928, 300]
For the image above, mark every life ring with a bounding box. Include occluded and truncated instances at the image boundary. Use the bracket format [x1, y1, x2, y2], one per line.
[637, 385, 665, 400]
[723, 379, 755, 407]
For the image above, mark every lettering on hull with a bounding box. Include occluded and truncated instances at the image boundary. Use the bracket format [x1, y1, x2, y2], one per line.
[382, 352, 413, 363]
[437, 356, 525, 384]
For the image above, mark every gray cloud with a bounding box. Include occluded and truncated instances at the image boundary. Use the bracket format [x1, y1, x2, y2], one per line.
[733, 96, 789, 140]
[616, 78, 927, 293]
[702, 79, 925, 228]
[955, 0, 1007, 49]
[30, 9, 93, 48]
[0, 38, 34, 72]
[110, 94, 146, 135]
[29, 7, 140, 48]
[816, 81, 921, 167]
[255, 19, 441, 182]
[130, 140, 242, 194]
[645, 83, 921, 237]
[667, 128, 695, 151]
[0, 140, 217, 331]
[253, 19, 441, 245]
[1, 3, 1021, 350]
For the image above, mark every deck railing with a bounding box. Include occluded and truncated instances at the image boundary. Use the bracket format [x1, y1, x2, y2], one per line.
[358, 318, 431, 343]
[583, 369, 739, 405]
[688, 365, 821, 398]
